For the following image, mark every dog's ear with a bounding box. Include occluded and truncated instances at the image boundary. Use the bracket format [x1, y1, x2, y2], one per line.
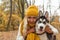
[45, 11, 49, 23]
[36, 10, 43, 23]
[45, 11, 49, 18]
[38, 10, 43, 17]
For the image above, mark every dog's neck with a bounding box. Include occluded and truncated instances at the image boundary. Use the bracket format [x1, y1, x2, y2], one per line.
[36, 32, 45, 35]
[38, 33, 48, 40]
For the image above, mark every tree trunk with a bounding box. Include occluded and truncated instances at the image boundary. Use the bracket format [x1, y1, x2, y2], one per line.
[6, 0, 12, 31]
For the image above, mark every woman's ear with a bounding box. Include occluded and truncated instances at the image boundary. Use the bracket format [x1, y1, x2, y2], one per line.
[35, 16, 40, 23]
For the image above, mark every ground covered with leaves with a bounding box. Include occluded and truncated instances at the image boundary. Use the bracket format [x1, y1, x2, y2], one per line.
[0, 30, 18, 40]
[0, 30, 60, 40]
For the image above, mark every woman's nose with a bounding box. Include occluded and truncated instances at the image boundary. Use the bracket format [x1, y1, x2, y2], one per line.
[30, 18, 34, 22]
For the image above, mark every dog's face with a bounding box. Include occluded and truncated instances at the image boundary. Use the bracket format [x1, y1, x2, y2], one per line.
[36, 16, 49, 34]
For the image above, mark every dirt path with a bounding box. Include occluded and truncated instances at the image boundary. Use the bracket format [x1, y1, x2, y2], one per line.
[0, 30, 60, 40]
[0, 31, 18, 40]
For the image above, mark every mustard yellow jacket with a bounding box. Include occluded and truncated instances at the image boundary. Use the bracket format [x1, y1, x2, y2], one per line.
[20, 20, 40, 40]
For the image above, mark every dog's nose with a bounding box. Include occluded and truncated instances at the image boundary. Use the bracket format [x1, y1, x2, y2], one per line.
[40, 26, 43, 29]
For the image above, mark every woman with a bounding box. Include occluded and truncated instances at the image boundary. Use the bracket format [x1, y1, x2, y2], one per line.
[16, 5, 40, 40]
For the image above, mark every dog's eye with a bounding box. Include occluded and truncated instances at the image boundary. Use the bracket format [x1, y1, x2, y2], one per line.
[43, 22, 46, 24]
[38, 21, 41, 23]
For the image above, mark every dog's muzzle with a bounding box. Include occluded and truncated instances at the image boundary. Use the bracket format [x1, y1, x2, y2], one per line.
[40, 26, 43, 29]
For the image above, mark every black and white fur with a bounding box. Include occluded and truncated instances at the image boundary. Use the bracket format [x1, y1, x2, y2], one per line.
[35, 16, 58, 40]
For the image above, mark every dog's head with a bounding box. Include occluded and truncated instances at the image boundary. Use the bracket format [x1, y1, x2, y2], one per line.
[36, 16, 49, 34]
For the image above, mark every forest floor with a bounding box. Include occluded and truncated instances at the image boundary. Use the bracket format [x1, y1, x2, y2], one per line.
[0, 30, 60, 40]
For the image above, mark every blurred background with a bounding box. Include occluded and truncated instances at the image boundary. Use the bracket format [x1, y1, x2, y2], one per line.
[0, 0, 60, 40]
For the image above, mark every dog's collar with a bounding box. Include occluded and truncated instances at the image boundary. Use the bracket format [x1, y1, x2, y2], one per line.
[36, 32, 45, 35]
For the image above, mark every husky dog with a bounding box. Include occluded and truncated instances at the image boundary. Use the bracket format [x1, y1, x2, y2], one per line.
[35, 16, 58, 40]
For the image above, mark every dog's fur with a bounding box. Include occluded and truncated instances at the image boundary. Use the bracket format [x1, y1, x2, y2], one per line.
[35, 16, 58, 40]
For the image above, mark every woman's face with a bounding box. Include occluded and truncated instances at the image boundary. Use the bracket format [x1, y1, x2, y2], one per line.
[27, 16, 37, 24]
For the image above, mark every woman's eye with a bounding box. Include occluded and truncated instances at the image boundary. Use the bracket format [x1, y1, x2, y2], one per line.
[33, 17, 37, 19]
[28, 17, 31, 19]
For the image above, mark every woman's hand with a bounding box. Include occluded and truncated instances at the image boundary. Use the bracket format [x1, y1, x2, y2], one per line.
[45, 25, 53, 34]
[23, 27, 35, 38]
